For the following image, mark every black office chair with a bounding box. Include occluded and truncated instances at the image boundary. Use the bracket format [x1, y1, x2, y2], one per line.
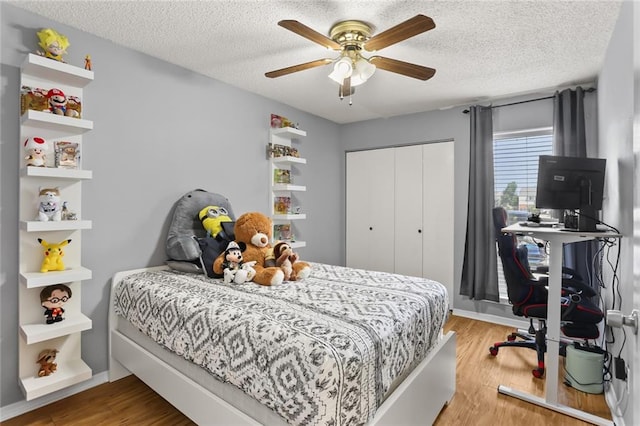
[488, 207, 604, 378]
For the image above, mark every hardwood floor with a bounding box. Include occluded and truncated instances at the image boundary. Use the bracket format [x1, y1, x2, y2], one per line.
[2, 315, 610, 425]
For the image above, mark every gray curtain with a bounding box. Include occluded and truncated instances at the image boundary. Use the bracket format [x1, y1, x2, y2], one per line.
[460, 106, 499, 301]
[553, 87, 599, 293]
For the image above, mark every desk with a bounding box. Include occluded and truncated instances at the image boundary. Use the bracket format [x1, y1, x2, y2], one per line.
[499, 224, 621, 426]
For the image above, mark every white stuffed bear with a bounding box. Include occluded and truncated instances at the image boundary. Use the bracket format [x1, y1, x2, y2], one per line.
[37, 187, 62, 221]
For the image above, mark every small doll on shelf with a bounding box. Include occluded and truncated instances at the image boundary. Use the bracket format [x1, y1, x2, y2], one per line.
[40, 284, 72, 324]
[24, 137, 48, 167]
[36, 28, 69, 62]
[37, 349, 59, 377]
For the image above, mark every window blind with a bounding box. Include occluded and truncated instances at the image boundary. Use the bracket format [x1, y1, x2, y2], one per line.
[493, 129, 553, 301]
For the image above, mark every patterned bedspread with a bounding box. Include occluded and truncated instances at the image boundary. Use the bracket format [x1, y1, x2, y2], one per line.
[114, 263, 449, 426]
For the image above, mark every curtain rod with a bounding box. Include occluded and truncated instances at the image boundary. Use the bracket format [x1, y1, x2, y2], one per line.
[461, 87, 596, 114]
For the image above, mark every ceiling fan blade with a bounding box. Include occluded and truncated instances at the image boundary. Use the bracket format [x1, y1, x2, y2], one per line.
[278, 20, 342, 50]
[369, 56, 436, 80]
[364, 15, 435, 51]
[265, 58, 333, 78]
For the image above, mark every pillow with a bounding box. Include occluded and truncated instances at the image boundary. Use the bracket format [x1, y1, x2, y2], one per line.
[165, 260, 202, 274]
[165, 189, 235, 262]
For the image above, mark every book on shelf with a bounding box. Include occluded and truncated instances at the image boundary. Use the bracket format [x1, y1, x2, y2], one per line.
[273, 168, 291, 184]
[274, 196, 291, 214]
[274, 224, 293, 241]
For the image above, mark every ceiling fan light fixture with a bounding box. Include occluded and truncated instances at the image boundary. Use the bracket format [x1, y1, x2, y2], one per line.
[350, 56, 376, 86]
[328, 56, 353, 83]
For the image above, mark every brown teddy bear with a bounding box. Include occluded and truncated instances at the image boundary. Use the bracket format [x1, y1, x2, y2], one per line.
[213, 212, 311, 286]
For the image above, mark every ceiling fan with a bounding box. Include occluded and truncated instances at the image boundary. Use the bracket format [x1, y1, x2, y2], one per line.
[265, 15, 436, 101]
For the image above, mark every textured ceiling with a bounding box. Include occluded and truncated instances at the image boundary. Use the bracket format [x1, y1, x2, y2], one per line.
[10, 0, 622, 124]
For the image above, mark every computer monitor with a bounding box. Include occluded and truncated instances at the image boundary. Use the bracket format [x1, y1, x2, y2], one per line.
[535, 155, 606, 232]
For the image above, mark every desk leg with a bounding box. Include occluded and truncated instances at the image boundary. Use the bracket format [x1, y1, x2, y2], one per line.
[545, 240, 563, 404]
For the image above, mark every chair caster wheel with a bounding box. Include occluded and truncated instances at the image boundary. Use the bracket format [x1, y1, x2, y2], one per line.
[489, 346, 498, 356]
[532, 368, 545, 378]
[507, 333, 517, 341]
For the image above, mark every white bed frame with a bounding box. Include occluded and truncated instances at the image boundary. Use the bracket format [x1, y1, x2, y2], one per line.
[108, 266, 456, 425]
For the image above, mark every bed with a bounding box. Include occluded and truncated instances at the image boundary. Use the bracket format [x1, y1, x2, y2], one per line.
[108, 263, 456, 425]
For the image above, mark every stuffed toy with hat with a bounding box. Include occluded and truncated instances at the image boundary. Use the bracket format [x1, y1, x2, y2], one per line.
[221, 241, 256, 284]
[24, 136, 48, 167]
[213, 212, 311, 286]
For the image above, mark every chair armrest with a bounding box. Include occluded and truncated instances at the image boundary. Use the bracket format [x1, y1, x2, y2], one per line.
[561, 278, 597, 298]
[535, 265, 583, 281]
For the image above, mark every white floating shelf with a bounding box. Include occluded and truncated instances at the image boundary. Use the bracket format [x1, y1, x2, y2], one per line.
[21, 220, 92, 232]
[21, 267, 92, 289]
[272, 156, 307, 165]
[272, 184, 306, 192]
[289, 241, 306, 249]
[20, 358, 92, 401]
[25, 167, 92, 180]
[270, 127, 306, 138]
[22, 53, 94, 87]
[21, 110, 93, 133]
[272, 214, 306, 220]
[20, 314, 92, 344]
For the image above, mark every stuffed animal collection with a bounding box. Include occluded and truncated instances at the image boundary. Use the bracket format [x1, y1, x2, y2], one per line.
[213, 212, 311, 286]
[165, 191, 311, 285]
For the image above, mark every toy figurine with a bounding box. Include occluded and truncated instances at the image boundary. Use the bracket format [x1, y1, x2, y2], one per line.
[40, 284, 72, 324]
[23, 136, 48, 167]
[84, 54, 92, 70]
[36, 349, 59, 376]
[37, 187, 62, 221]
[38, 238, 71, 272]
[36, 28, 69, 62]
[61, 201, 77, 220]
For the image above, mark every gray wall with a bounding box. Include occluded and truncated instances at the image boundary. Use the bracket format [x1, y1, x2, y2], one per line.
[597, 1, 638, 424]
[1, 3, 342, 407]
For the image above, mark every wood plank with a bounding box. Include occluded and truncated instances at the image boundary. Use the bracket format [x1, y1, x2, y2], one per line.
[3, 315, 610, 425]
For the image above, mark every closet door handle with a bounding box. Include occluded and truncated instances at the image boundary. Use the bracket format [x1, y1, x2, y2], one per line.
[418, 229, 422, 233]
[369, 227, 373, 231]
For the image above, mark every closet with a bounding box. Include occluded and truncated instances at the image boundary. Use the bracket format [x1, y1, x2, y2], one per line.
[346, 141, 454, 299]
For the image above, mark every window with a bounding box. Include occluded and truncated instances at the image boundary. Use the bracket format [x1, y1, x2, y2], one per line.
[493, 128, 553, 301]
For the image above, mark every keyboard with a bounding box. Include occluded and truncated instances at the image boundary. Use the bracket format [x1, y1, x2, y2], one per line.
[519, 221, 557, 228]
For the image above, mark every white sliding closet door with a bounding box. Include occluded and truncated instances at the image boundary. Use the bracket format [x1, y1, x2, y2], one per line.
[422, 141, 454, 304]
[346, 148, 395, 272]
[394, 145, 424, 277]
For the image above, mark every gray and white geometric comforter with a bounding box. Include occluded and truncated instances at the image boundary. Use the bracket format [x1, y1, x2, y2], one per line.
[114, 262, 449, 426]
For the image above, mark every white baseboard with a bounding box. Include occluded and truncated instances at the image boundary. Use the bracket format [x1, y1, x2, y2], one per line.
[452, 308, 531, 330]
[0, 371, 108, 422]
